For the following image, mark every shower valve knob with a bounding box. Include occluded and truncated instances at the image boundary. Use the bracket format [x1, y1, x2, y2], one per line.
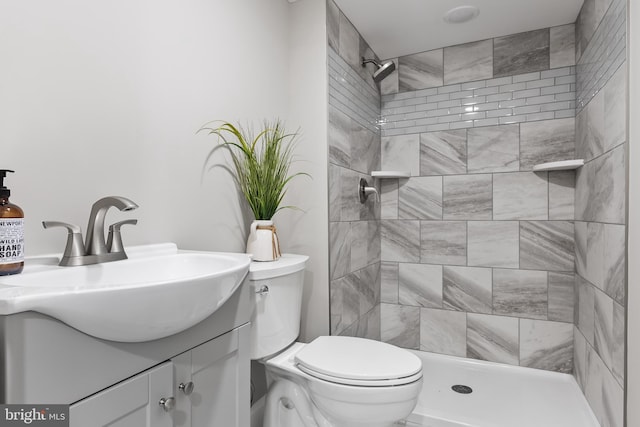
[359, 178, 379, 203]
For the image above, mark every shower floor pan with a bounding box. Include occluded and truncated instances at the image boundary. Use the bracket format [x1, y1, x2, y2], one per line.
[396, 350, 600, 427]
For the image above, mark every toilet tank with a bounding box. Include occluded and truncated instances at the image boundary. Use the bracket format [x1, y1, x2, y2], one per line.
[249, 254, 309, 360]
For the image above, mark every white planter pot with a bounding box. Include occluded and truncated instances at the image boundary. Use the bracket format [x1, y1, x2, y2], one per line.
[246, 220, 281, 261]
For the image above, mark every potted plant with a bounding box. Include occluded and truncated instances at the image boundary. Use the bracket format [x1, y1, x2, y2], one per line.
[199, 120, 307, 261]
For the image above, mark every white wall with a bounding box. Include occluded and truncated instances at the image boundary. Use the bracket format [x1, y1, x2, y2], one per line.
[282, 0, 329, 341]
[1, 0, 291, 254]
[1, 0, 328, 340]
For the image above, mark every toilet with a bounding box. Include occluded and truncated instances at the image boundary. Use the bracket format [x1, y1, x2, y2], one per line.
[249, 254, 423, 427]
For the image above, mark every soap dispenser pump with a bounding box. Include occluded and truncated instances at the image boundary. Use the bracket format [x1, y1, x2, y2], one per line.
[0, 170, 24, 275]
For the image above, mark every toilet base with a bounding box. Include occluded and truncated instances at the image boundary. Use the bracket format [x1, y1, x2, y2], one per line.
[264, 377, 327, 427]
[264, 377, 406, 427]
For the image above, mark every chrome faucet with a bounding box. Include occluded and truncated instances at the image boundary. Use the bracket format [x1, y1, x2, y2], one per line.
[85, 196, 138, 256]
[43, 196, 138, 266]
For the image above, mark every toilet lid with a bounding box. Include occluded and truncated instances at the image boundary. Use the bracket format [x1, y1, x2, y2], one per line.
[249, 254, 308, 280]
[294, 336, 422, 386]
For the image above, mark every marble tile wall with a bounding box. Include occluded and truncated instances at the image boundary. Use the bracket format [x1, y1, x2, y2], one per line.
[326, 3, 627, 406]
[327, 0, 380, 93]
[381, 24, 575, 96]
[327, 0, 381, 340]
[573, 0, 626, 426]
[379, 117, 577, 372]
[374, 23, 580, 375]
[494, 29, 550, 78]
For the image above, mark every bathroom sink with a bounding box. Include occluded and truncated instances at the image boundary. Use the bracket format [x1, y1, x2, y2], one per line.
[0, 243, 250, 342]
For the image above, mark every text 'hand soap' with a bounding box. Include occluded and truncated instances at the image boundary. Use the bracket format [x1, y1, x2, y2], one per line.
[0, 170, 24, 275]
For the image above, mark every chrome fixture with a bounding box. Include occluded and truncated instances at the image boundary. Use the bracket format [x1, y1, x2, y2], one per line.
[85, 196, 138, 256]
[106, 219, 138, 254]
[361, 57, 396, 83]
[255, 284, 270, 295]
[159, 396, 176, 412]
[179, 382, 195, 395]
[43, 196, 138, 266]
[359, 178, 379, 203]
[41, 221, 86, 266]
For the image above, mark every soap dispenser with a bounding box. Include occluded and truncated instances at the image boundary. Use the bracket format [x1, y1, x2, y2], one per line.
[0, 170, 24, 275]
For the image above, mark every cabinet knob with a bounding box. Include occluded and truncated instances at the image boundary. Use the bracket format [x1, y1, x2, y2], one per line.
[159, 397, 175, 412]
[179, 381, 195, 395]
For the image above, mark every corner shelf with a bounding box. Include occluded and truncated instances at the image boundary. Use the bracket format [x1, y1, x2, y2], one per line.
[532, 159, 584, 172]
[371, 170, 411, 179]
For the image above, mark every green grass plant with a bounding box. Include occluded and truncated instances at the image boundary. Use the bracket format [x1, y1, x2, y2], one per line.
[199, 120, 307, 220]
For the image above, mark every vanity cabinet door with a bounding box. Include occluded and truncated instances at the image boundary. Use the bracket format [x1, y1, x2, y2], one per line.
[70, 362, 174, 427]
[173, 324, 250, 427]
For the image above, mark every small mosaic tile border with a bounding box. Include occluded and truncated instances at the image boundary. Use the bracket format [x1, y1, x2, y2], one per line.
[380, 67, 576, 137]
[576, 0, 626, 111]
[329, 47, 380, 134]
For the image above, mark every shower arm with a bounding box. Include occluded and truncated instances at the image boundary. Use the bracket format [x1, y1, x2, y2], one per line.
[361, 58, 382, 68]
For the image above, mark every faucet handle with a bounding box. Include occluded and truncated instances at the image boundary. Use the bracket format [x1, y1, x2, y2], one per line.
[42, 221, 86, 265]
[107, 219, 137, 254]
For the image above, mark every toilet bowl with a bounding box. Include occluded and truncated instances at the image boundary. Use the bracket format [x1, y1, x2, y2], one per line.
[249, 254, 423, 427]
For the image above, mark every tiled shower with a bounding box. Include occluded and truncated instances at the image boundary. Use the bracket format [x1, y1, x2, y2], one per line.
[574, 0, 626, 425]
[327, 0, 627, 426]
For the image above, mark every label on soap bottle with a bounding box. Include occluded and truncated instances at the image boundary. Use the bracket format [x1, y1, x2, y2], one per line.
[0, 218, 24, 264]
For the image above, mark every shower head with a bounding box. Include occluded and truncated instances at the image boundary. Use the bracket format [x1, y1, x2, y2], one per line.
[361, 57, 396, 83]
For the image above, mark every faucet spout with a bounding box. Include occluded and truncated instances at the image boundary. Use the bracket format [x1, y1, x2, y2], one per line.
[85, 196, 138, 256]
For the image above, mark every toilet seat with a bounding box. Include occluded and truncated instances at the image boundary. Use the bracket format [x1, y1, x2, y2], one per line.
[296, 364, 423, 387]
[294, 336, 423, 387]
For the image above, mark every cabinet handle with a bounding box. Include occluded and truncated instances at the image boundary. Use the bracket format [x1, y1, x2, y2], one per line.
[179, 381, 195, 395]
[159, 397, 175, 412]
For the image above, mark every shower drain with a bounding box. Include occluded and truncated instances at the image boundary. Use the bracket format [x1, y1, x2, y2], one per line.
[451, 384, 473, 394]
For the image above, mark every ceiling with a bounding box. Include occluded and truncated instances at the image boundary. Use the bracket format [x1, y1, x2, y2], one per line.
[333, 0, 585, 60]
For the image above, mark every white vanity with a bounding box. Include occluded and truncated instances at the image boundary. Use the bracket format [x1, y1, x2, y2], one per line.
[0, 243, 251, 426]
